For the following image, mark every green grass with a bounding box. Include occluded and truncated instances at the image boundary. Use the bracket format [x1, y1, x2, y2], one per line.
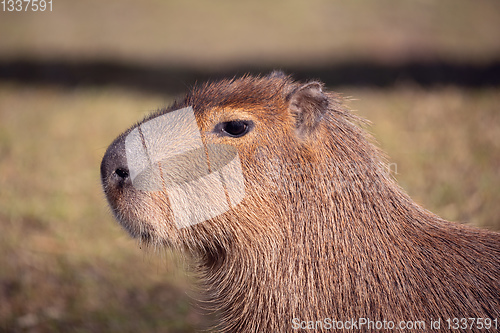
[0, 83, 499, 332]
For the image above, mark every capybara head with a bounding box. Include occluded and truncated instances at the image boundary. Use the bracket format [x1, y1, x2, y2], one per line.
[101, 72, 377, 253]
[101, 72, 500, 332]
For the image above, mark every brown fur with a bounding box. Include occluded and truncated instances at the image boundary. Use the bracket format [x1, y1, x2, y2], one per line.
[101, 73, 500, 332]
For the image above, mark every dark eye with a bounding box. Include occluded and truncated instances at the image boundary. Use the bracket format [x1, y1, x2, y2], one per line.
[218, 120, 253, 138]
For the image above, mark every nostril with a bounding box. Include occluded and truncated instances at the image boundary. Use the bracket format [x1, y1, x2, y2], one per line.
[115, 167, 129, 179]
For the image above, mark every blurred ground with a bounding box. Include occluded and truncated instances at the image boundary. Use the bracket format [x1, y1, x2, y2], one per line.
[0, 0, 499, 332]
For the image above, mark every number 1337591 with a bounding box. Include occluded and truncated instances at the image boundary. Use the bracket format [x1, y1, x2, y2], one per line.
[2, 0, 52, 12]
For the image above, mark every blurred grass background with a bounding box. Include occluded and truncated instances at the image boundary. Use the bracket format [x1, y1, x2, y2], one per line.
[0, 0, 499, 332]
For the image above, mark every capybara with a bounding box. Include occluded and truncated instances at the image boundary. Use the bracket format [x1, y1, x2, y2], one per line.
[101, 72, 500, 332]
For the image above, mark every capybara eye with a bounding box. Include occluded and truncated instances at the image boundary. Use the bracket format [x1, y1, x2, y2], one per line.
[219, 120, 252, 138]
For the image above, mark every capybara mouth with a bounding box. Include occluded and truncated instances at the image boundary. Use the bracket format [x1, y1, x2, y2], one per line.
[139, 229, 153, 243]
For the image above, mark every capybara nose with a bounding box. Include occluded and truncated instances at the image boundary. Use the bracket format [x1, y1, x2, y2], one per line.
[101, 133, 130, 187]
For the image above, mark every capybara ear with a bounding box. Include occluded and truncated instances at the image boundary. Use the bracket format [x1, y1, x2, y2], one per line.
[288, 81, 329, 138]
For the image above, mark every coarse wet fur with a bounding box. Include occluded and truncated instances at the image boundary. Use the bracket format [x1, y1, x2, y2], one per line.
[101, 72, 500, 332]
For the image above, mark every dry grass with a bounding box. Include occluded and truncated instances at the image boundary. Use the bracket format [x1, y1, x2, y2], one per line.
[0, 83, 498, 332]
[345, 86, 500, 230]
